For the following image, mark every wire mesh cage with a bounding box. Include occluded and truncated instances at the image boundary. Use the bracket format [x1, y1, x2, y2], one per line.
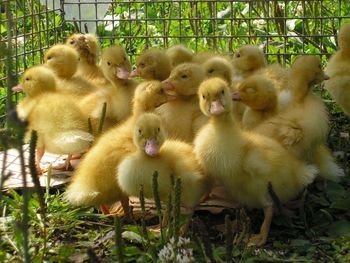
[1, 0, 350, 128]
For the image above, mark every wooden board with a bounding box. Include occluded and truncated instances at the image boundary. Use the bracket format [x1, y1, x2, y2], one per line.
[0, 145, 76, 190]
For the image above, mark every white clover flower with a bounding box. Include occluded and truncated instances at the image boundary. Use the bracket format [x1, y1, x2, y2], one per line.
[158, 237, 194, 263]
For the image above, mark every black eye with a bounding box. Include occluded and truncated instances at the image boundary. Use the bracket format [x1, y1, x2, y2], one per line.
[139, 63, 145, 68]
[107, 61, 111, 66]
[221, 90, 225, 95]
[25, 77, 30, 81]
[124, 56, 127, 61]
[236, 53, 241, 58]
[181, 74, 187, 79]
[157, 127, 160, 132]
[159, 88, 164, 94]
[208, 69, 214, 74]
[70, 40, 75, 45]
[47, 56, 52, 60]
[138, 129, 142, 134]
[202, 95, 205, 99]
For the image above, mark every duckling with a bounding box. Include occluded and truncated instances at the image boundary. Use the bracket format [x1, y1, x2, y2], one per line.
[194, 78, 318, 246]
[78, 45, 137, 133]
[155, 63, 207, 142]
[15, 66, 93, 174]
[231, 45, 267, 83]
[166, 44, 194, 67]
[118, 113, 208, 217]
[203, 56, 246, 121]
[233, 75, 278, 129]
[65, 33, 108, 86]
[64, 81, 169, 215]
[324, 23, 350, 116]
[256, 56, 343, 180]
[130, 49, 171, 81]
[203, 56, 234, 85]
[44, 44, 97, 98]
[256, 56, 329, 159]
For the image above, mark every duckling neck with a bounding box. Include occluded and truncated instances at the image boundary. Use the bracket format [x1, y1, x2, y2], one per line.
[291, 79, 310, 103]
[211, 112, 238, 131]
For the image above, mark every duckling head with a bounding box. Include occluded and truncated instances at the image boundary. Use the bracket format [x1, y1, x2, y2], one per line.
[101, 45, 131, 81]
[130, 49, 171, 81]
[203, 57, 233, 85]
[166, 44, 194, 67]
[134, 112, 165, 157]
[232, 45, 267, 72]
[133, 81, 170, 111]
[162, 63, 206, 97]
[15, 66, 56, 97]
[198, 78, 232, 117]
[66, 33, 99, 64]
[338, 23, 350, 54]
[44, 44, 79, 79]
[291, 56, 329, 88]
[234, 75, 277, 110]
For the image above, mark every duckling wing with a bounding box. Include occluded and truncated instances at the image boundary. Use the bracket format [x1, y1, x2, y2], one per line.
[51, 130, 94, 154]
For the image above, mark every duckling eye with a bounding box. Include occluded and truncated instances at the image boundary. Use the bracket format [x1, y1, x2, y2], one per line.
[124, 56, 127, 61]
[221, 89, 225, 95]
[159, 88, 164, 94]
[138, 129, 142, 135]
[208, 69, 214, 74]
[181, 74, 188, 79]
[202, 95, 206, 100]
[25, 77, 30, 81]
[47, 56, 52, 60]
[139, 63, 145, 68]
[236, 53, 241, 58]
[157, 127, 160, 133]
[107, 61, 111, 66]
[70, 40, 75, 45]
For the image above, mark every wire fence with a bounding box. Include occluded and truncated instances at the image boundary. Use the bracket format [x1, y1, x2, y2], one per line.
[1, 0, 350, 127]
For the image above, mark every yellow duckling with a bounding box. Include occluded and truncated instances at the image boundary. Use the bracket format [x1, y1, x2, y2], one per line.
[118, 112, 208, 216]
[233, 75, 278, 129]
[65, 33, 108, 86]
[256, 56, 344, 180]
[231, 45, 267, 82]
[44, 44, 97, 98]
[130, 49, 172, 81]
[194, 78, 318, 246]
[15, 66, 93, 174]
[78, 45, 137, 133]
[65, 81, 170, 215]
[156, 63, 206, 142]
[324, 23, 350, 116]
[166, 44, 194, 67]
[203, 56, 246, 121]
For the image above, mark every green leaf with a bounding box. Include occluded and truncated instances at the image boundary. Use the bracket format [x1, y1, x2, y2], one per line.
[327, 220, 350, 237]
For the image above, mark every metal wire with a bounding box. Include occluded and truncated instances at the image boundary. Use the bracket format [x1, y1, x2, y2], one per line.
[1, 0, 350, 127]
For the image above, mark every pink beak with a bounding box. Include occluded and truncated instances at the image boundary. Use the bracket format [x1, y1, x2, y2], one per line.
[145, 139, 159, 157]
[324, 74, 330, 80]
[231, 91, 241, 101]
[12, 84, 23, 93]
[210, 100, 225, 115]
[129, 69, 139, 78]
[116, 67, 130, 79]
[162, 79, 175, 91]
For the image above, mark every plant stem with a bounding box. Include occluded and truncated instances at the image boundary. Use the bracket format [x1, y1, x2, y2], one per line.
[114, 217, 124, 263]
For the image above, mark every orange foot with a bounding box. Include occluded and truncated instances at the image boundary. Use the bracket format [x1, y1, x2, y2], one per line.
[100, 204, 110, 215]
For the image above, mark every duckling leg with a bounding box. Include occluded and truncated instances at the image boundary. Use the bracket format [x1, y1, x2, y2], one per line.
[35, 147, 45, 175]
[100, 204, 111, 215]
[121, 195, 132, 222]
[248, 206, 273, 247]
